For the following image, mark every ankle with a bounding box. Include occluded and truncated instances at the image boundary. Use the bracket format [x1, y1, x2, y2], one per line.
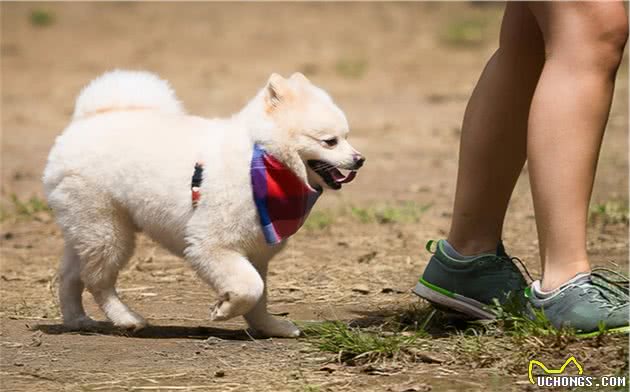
[445, 237, 497, 257]
[541, 261, 591, 291]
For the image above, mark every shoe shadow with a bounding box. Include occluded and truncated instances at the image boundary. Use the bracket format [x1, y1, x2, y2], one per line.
[32, 322, 251, 340]
[347, 306, 471, 337]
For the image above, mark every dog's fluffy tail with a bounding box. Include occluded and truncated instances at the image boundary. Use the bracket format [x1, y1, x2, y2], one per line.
[73, 70, 185, 120]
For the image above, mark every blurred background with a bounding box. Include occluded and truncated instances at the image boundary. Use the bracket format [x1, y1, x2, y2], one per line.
[2, 2, 627, 206]
[1, 3, 628, 391]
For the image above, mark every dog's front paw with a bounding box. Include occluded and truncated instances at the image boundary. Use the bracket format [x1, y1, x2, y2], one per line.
[248, 317, 301, 338]
[210, 301, 229, 321]
[112, 312, 148, 332]
[210, 293, 233, 321]
[210, 291, 259, 321]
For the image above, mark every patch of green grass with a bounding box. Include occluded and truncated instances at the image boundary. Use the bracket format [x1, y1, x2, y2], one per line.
[488, 303, 565, 337]
[300, 321, 423, 363]
[454, 332, 488, 357]
[303, 210, 335, 230]
[465, 297, 583, 343]
[0, 206, 9, 222]
[302, 385, 321, 392]
[303, 202, 431, 229]
[300, 301, 627, 374]
[335, 58, 368, 79]
[349, 202, 431, 224]
[590, 200, 629, 224]
[10, 194, 50, 217]
[3, 194, 52, 221]
[30, 9, 55, 27]
[348, 206, 372, 224]
[440, 16, 491, 47]
[387, 302, 439, 333]
[394, 298, 577, 340]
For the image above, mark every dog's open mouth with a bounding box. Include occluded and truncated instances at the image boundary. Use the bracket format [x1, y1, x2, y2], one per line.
[307, 160, 357, 190]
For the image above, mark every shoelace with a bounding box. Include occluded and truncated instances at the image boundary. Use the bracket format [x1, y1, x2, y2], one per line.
[493, 254, 535, 283]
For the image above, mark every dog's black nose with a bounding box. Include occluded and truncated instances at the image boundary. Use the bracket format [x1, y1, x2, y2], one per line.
[353, 154, 365, 169]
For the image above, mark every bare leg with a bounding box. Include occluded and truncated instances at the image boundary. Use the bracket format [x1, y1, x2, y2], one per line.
[527, 1, 628, 290]
[447, 3, 545, 255]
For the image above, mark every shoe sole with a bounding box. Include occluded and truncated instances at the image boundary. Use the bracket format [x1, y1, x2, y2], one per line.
[413, 278, 495, 320]
[576, 325, 630, 338]
[415, 279, 630, 337]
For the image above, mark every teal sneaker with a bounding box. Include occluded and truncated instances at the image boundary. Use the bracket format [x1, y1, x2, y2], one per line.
[526, 268, 629, 337]
[413, 239, 529, 319]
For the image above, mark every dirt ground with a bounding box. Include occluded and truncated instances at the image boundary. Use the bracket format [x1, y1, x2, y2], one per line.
[1, 2, 628, 391]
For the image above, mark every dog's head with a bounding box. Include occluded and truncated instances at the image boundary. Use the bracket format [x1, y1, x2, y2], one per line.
[258, 73, 365, 191]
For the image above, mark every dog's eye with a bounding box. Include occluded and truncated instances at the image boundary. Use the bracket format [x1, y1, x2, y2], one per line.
[322, 137, 338, 147]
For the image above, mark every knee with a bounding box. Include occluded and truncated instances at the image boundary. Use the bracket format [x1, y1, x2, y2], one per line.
[590, 17, 628, 71]
[599, 8, 629, 51]
[550, 9, 628, 74]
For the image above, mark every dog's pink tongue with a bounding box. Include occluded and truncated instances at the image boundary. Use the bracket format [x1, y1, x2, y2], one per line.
[336, 171, 357, 184]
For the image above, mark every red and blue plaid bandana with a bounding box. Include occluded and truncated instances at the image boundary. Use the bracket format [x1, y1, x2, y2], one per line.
[251, 144, 322, 245]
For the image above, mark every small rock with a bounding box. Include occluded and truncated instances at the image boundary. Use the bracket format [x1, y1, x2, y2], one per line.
[214, 370, 225, 378]
[362, 364, 394, 375]
[3, 232, 13, 240]
[319, 363, 340, 373]
[357, 251, 378, 264]
[403, 347, 444, 364]
[30, 331, 42, 347]
[352, 284, 370, 294]
[2, 342, 23, 348]
[204, 336, 223, 345]
[399, 385, 432, 392]
[381, 287, 405, 294]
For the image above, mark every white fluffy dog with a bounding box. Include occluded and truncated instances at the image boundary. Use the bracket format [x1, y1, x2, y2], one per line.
[43, 70, 364, 338]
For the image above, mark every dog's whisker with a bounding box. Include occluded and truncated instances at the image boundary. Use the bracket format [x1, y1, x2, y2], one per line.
[310, 162, 336, 171]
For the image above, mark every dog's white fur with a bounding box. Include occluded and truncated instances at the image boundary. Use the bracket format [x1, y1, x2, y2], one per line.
[43, 70, 363, 337]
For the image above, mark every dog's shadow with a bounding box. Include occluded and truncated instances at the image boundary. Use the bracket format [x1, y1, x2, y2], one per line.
[32, 322, 252, 340]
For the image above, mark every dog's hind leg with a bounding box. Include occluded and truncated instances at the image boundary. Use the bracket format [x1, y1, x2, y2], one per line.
[78, 212, 146, 331]
[59, 242, 97, 329]
[49, 176, 146, 331]
[243, 260, 301, 338]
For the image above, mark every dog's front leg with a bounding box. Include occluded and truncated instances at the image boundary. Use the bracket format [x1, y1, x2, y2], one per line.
[187, 248, 264, 321]
[244, 259, 301, 338]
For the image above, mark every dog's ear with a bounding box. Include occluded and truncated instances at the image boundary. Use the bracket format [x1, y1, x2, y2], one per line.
[290, 72, 310, 84]
[265, 73, 291, 111]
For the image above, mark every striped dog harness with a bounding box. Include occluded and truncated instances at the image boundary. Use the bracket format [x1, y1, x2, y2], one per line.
[191, 162, 203, 207]
[251, 144, 322, 245]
